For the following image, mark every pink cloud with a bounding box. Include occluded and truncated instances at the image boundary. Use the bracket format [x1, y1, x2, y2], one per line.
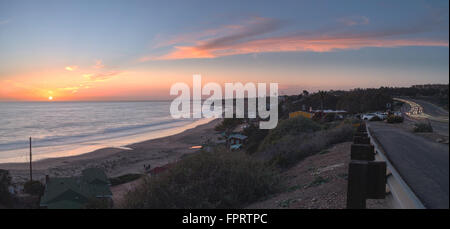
[142, 16, 448, 61]
[93, 60, 105, 69]
[151, 17, 271, 49]
[155, 36, 448, 60]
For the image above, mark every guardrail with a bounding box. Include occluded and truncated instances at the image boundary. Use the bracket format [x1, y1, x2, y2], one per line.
[365, 123, 426, 209]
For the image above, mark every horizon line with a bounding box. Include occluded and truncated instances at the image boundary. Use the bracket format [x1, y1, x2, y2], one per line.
[1, 83, 448, 102]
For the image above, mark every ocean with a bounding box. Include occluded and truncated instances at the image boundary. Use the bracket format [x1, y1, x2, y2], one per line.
[0, 101, 210, 163]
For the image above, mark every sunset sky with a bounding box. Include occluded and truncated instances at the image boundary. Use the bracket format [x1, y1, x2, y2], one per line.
[0, 0, 448, 101]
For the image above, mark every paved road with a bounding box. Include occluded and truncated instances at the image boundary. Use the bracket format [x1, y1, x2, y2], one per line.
[411, 99, 449, 119]
[369, 122, 449, 208]
[411, 99, 449, 137]
[396, 98, 449, 137]
[428, 119, 449, 137]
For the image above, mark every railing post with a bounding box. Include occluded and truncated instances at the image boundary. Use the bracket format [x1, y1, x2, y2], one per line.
[367, 161, 387, 199]
[353, 136, 370, 144]
[351, 144, 375, 161]
[346, 121, 386, 209]
[354, 131, 368, 138]
[347, 160, 368, 209]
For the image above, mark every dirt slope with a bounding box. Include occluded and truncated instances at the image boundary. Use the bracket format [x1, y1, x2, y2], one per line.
[247, 142, 387, 209]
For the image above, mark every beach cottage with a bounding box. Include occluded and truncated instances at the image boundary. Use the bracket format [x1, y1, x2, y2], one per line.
[40, 168, 112, 209]
[227, 134, 248, 150]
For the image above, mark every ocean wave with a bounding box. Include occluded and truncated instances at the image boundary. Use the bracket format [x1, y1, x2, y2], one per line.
[0, 118, 195, 151]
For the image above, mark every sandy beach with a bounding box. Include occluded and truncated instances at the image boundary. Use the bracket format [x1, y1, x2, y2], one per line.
[0, 118, 222, 186]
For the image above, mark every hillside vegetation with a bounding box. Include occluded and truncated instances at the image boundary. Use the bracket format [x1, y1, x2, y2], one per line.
[122, 150, 279, 208]
[123, 115, 355, 208]
[262, 123, 353, 168]
[258, 116, 322, 151]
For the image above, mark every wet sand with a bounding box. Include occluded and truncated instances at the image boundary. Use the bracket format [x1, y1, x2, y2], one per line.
[0, 118, 221, 185]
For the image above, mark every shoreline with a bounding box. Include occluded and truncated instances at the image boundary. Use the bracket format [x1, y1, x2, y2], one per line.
[0, 118, 215, 164]
[0, 118, 221, 185]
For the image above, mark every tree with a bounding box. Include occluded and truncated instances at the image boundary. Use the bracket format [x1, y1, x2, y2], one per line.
[318, 90, 327, 111]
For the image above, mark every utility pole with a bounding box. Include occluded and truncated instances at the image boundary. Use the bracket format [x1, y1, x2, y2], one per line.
[29, 137, 32, 182]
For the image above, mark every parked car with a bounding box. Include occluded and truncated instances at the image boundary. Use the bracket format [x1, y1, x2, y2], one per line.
[362, 113, 378, 120]
[392, 111, 403, 117]
[375, 112, 388, 120]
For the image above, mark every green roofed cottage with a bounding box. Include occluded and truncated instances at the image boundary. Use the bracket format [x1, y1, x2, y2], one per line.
[40, 168, 112, 209]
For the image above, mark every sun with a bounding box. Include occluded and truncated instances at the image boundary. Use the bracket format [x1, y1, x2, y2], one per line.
[48, 96, 53, 100]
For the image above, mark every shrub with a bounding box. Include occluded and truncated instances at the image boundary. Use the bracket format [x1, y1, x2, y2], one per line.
[24, 180, 45, 196]
[387, 115, 404, 123]
[323, 123, 355, 144]
[214, 118, 243, 132]
[265, 123, 354, 168]
[259, 116, 322, 151]
[243, 123, 269, 154]
[414, 122, 433, 132]
[122, 151, 278, 209]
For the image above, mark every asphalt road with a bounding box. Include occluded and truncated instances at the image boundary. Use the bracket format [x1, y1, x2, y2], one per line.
[369, 122, 449, 208]
[411, 99, 449, 137]
[411, 99, 449, 118]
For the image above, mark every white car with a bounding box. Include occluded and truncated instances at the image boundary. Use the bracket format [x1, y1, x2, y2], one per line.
[362, 113, 378, 120]
[375, 112, 388, 120]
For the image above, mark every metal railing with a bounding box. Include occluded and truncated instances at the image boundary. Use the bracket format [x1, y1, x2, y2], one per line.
[366, 123, 426, 209]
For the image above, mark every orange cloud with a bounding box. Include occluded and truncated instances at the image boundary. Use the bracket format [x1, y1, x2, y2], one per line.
[57, 86, 80, 93]
[157, 46, 216, 60]
[0, 61, 126, 101]
[83, 71, 121, 82]
[65, 65, 78, 71]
